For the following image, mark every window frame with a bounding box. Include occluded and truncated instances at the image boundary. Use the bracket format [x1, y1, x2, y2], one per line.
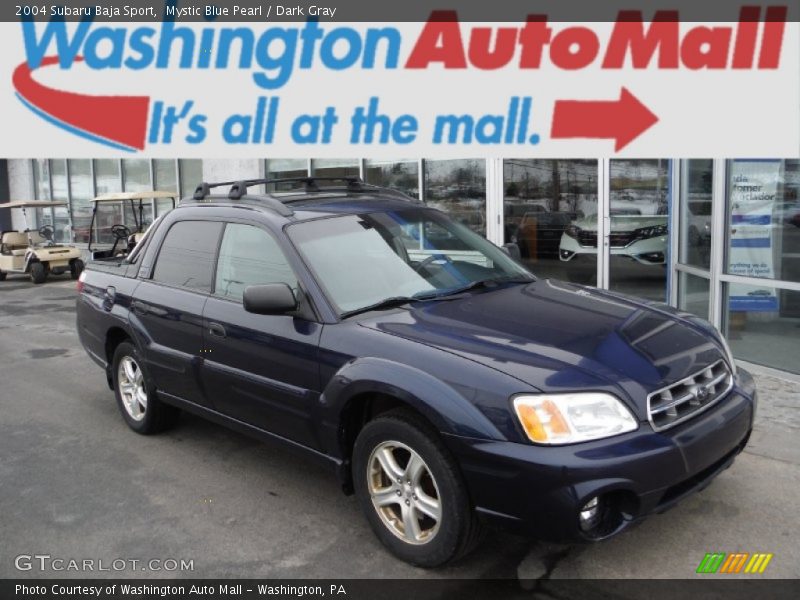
[149, 219, 225, 294]
[211, 221, 300, 303]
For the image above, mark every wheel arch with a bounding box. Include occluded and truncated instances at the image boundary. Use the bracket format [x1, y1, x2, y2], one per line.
[104, 326, 133, 389]
[318, 357, 504, 493]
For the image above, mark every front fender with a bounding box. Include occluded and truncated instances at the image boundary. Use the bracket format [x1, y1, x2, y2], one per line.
[315, 356, 505, 460]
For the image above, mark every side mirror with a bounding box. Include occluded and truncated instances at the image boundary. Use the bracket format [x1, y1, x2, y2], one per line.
[501, 243, 522, 261]
[243, 283, 298, 315]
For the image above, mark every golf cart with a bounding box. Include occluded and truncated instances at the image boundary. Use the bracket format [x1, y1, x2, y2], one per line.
[0, 200, 84, 283]
[88, 191, 177, 260]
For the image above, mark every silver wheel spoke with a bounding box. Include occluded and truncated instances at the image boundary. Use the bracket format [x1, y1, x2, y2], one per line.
[401, 504, 422, 542]
[405, 453, 426, 486]
[414, 489, 441, 522]
[136, 387, 148, 409]
[372, 486, 399, 507]
[122, 359, 136, 383]
[376, 447, 404, 481]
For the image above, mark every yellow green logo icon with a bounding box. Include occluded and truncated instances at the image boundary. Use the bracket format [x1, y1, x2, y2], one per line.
[696, 552, 773, 574]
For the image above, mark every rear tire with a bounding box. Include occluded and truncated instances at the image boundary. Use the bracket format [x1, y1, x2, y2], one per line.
[70, 258, 85, 280]
[112, 341, 180, 434]
[29, 262, 47, 284]
[352, 410, 483, 567]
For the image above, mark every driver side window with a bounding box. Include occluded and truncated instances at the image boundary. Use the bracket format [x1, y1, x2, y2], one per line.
[214, 223, 297, 302]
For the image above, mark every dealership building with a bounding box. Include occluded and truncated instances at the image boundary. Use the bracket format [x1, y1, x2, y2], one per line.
[1, 157, 798, 376]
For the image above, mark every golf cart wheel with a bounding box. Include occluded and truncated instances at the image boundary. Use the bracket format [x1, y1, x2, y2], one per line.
[352, 410, 483, 567]
[70, 258, 85, 280]
[112, 341, 180, 435]
[29, 262, 47, 284]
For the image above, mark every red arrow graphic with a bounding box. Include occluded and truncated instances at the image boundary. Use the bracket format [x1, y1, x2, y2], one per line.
[551, 87, 658, 152]
[13, 56, 149, 151]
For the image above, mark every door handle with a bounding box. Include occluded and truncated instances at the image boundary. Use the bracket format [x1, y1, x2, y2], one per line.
[208, 322, 227, 338]
[131, 300, 148, 315]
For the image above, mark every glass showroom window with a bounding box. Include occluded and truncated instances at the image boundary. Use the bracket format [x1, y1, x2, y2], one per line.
[365, 159, 419, 199]
[179, 159, 203, 198]
[425, 159, 486, 236]
[311, 158, 360, 180]
[722, 159, 800, 374]
[122, 159, 153, 230]
[266, 159, 308, 191]
[609, 159, 669, 302]
[68, 159, 92, 244]
[32, 159, 52, 234]
[50, 159, 71, 243]
[674, 159, 714, 320]
[93, 160, 122, 244]
[503, 159, 597, 284]
[153, 159, 178, 215]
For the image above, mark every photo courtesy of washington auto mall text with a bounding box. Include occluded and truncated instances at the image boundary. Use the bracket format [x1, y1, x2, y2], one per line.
[0, 0, 799, 599]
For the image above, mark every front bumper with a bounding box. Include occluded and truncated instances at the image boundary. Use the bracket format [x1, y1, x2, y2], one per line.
[559, 233, 667, 265]
[443, 369, 756, 542]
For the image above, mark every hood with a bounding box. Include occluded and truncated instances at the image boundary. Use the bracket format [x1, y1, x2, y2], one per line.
[358, 279, 725, 419]
[575, 214, 667, 233]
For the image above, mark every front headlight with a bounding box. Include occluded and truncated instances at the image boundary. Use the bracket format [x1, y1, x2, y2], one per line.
[634, 224, 668, 239]
[564, 224, 581, 239]
[513, 393, 638, 445]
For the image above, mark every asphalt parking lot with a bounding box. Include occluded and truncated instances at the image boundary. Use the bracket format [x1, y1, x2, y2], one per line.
[1, 275, 799, 581]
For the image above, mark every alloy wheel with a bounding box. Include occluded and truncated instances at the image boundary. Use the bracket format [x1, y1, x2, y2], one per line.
[367, 440, 442, 545]
[118, 356, 147, 421]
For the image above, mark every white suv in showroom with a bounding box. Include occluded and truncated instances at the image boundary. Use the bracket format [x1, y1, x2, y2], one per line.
[558, 208, 668, 265]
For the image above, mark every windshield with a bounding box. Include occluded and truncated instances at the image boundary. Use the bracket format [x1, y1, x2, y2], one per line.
[288, 208, 533, 315]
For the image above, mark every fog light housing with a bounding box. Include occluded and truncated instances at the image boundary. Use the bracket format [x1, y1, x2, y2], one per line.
[579, 496, 601, 532]
[560, 249, 575, 260]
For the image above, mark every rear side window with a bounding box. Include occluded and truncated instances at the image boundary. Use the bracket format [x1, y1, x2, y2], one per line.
[214, 223, 297, 301]
[152, 220, 222, 291]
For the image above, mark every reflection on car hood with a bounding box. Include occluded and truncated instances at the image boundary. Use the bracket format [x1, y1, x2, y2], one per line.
[358, 280, 724, 418]
[574, 214, 667, 232]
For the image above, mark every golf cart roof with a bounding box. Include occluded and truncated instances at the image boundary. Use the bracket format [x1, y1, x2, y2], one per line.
[1, 200, 68, 209]
[90, 191, 177, 203]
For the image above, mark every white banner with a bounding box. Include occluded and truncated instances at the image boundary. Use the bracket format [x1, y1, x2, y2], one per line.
[0, 17, 798, 158]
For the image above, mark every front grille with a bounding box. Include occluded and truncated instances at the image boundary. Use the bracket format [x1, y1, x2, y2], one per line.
[577, 231, 636, 248]
[647, 360, 733, 432]
[577, 231, 598, 247]
[609, 232, 636, 247]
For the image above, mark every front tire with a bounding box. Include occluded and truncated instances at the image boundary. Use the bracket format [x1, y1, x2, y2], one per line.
[353, 410, 482, 567]
[112, 341, 180, 434]
[29, 261, 47, 284]
[70, 258, 85, 280]
[0, 271, 6, 281]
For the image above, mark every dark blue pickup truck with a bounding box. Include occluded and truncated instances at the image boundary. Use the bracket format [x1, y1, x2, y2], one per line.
[76, 178, 756, 567]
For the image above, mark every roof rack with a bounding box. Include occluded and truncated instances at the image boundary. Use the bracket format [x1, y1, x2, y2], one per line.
[193, 177, 368, 201]
[188, 176, 420, 216]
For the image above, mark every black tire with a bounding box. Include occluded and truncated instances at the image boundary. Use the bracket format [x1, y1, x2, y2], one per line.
[29, 261, 47, 284]
[0, 271, 6, 281]
[111, 341, 180, 434]
[352, 410, 483, 567]
[70, 258, 85, 280]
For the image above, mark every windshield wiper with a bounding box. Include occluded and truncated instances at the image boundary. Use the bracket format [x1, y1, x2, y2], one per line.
[340, 276, 534, 319]
[340, 296, 422, 319]
[428, 275, 534, 299]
